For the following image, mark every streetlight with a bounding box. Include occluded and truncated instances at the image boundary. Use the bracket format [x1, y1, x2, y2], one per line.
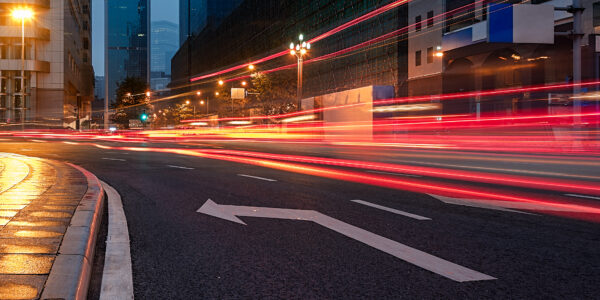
[218, 80, 224, 86]
[241, 81, 247, 86]
[290, 34, 311, 111]
[12, 8, 33, 127]
[248, 64, 255, 70]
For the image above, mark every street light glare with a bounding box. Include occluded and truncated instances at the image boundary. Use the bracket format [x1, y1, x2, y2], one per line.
[215, 92, 219, 96]
[290, 50, 296, 56]
[185, 100, 190, 105]
[289, 42, 294, 49]
[145, 91, 151, 97]
[241, 81, 247, 86]
[196, 91, 201, 96]
[300, 48, 307, 55]
[248, 64, 255, 70]
[218, 80, 224, 85]
[299, 34, 303, 41]
[12, 8, 34, 20]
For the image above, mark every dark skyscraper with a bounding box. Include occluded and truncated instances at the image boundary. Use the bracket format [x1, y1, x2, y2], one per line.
[179, 0, 243, 46]
[105, 0, 150, 104]
[179, 0, 205, 46]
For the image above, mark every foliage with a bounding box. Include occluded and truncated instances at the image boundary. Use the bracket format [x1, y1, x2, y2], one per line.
[111, 77, 150, 128]
[248, 72, 297, 115]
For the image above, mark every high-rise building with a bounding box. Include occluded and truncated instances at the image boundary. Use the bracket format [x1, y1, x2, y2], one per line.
[175, 0, 243, 86]
[0, 0, 94, 129]
[179, 0, 242, 46]
[152, 21, 178, 76]
[171, 0, 406, 98]
[179, 0, 204, 46]
[105, 0, 150, 106]
[151, 20, 178, 91]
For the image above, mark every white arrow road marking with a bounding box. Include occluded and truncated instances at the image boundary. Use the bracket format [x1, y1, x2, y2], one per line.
[351, 200, 430, 220]
[166, 165, 195, 170]
[101, 157, 126, 162]
[237, 174, 277, 182]
[565, 193, 600, 201]
[197, 199, 495, 282]
[428, 194, 534, 215]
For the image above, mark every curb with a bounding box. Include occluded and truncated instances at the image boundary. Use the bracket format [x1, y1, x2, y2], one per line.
[41, 163, 105, 300]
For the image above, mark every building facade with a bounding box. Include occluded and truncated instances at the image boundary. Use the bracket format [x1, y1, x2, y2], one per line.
[105, 0, 150, 105]
[0, 0, 94, 128]
[179, 0, 243, 46]
[179, 0, 204, 46]
[151, 20, 178, 90]
[408, 0, 600, 115]
[171, 0, 407, 101]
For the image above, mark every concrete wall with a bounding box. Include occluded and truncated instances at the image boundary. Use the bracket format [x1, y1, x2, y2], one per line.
[317, 85, 393, 140]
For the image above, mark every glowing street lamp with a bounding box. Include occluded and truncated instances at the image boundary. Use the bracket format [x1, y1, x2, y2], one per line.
[434, 46, 443, 58]
[290, 34, 311, 110]
[248, 64, 255, 70]
[218, 80, 224, 86]
[12, 8, 33, 127]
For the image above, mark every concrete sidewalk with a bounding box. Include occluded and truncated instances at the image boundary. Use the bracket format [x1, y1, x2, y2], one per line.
[0, 153, 104, 299]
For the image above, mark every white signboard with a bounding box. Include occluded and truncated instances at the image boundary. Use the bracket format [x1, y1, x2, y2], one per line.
[231, 88, 246, 99]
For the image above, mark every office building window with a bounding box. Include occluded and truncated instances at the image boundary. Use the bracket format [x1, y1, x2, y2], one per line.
[415, 15, 421, 32]
[594, 2, 600, 27]
[427, 11, 434, 27]
[427, 47, 434, 64]
[415, 50, 422, 66]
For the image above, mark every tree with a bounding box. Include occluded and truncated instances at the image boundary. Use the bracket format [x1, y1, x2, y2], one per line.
[248, 71, 297, 115]
[111, 77, 150, 128]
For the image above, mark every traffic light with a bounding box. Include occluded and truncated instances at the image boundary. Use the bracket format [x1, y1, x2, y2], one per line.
[140, 112, 148, 121]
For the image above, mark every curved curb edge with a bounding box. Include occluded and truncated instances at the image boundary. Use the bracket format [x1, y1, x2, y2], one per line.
[41, 163, 105, 300]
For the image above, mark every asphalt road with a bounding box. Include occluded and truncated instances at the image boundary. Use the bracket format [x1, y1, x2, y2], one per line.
[1, 137, 599, 298]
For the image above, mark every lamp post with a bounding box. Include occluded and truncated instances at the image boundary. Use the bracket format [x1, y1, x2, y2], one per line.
[197, 91, 208, 115]
[290, 34, 310, 111]
[12, 8, 33, 129]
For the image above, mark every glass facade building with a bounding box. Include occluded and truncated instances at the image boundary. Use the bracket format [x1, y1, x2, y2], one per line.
[179, 0, 243, 46]
[171, 0, 407, 98]
[105, 0, 150, 104]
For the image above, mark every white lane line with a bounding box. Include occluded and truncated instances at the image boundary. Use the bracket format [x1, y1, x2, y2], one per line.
[351, 200, 431, 220]
[367, 170, 422, 178]
[166, 165, 195, 170]
[100, 181, 134, 300]
[101, 157, 126, 162]
[565, 193, 600, 201]
[30, 139, 46, 143]
[237, 174, 277, 182]
[62, 141, 79, 145]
